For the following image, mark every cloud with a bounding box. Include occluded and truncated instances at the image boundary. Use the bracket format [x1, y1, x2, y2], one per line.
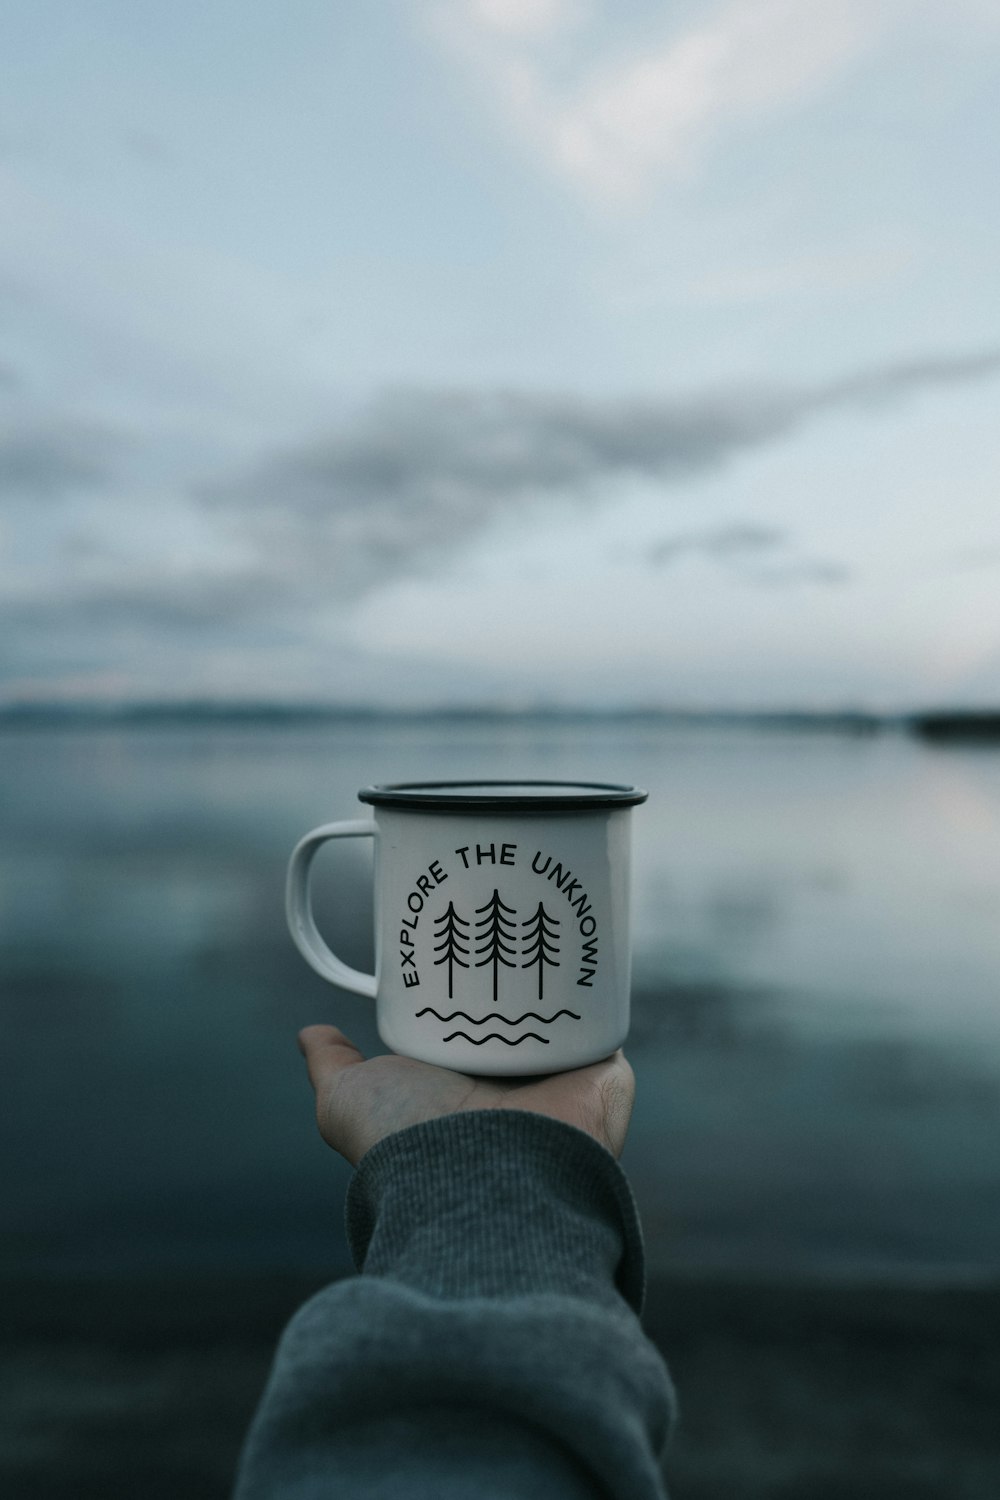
[819, 348, 1000, 403]
[0, 417, 123, 499]
[0, 562, 303, 698]
[432, 0, 889, 200]
[747, 560, 852, 587]
[4, 342, 993, 696]
[466, 0, 580, 41]
[686, 243, 915, 306]
[1, 573, 276, 634]
[552, 0, 882, 196]
[646, 520, 851, 587]
[205, 344, 1000, 598]
[648, 521, 786, 567]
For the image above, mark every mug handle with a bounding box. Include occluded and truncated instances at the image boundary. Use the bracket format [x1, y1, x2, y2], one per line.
[286, 821, 377, 998]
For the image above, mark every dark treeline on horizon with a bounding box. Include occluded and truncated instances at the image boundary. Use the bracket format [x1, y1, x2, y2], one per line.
[1, 701, 1000, 740]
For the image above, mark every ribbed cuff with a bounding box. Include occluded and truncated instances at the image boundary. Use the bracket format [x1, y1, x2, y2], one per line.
[345, 1110, 645, 1314]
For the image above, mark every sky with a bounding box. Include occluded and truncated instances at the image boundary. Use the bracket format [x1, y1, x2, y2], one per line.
[1, 0, 999, 709]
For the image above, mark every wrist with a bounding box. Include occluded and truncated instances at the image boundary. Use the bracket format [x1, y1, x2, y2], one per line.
[346, 1109, 645, 1311]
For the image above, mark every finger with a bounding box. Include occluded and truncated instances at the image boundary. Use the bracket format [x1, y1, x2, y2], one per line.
[572, 1048, 634, 1098]
[598, 1050, 635, 1155]
[297, 1025, 367, 1096]
[564, 1049, 634, 1156]
[605, 1048, 635, 1095]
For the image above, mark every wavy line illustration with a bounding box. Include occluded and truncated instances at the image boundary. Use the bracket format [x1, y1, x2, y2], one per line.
[416, 1008, 581, 1026]
[442, 1031, 549, 1046]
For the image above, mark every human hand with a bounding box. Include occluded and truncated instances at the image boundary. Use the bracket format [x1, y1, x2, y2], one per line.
[298, 1025, 635, 1166]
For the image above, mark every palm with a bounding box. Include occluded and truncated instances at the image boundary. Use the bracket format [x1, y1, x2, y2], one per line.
[299, 1026, 635, 1166]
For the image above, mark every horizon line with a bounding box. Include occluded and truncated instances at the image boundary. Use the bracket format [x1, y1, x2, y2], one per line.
[0, 699, 998, 729]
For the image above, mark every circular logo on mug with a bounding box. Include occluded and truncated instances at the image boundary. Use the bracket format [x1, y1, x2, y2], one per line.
[397, 840, 599, 1049]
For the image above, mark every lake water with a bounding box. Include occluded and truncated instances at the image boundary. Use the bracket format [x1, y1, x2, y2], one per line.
[3, 719, 999, 1282]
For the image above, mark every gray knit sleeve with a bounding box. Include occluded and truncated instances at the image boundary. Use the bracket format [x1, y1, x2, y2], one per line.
[233, 1111, 675, 1499]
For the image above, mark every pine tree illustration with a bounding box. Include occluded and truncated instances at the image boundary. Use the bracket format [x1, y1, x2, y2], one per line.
[474, 889, 517, 1004]
[432, 901, 470, 999]
[521, 902, 561, 1001]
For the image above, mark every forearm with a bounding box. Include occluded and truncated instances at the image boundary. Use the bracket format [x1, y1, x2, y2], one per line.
[234, 1112, 674, 1499]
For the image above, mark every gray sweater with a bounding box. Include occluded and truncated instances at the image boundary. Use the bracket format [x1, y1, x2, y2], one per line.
[233, 1110, 675, 1498]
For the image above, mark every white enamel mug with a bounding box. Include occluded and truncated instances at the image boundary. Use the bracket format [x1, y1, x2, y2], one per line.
[286, 780, 647, 1076]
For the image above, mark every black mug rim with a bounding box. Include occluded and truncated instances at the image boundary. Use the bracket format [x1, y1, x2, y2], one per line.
[357, 780, 648, 813]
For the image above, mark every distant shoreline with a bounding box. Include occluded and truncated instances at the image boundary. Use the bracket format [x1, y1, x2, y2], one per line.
[1, 702, 999, 741]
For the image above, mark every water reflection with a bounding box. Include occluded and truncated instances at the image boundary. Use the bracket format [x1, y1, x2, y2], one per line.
[630, 981, 788, 1052]
[2, 721, 999, 1279]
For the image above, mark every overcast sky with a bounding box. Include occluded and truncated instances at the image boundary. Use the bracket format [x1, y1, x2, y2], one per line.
[2, 0, 999, 708]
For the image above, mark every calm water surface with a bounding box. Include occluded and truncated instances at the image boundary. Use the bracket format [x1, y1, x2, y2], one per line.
[2, 720, 999, 1280]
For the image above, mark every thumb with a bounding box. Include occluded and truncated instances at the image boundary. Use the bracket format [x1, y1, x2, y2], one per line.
[297, 1025, 367, 1097]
